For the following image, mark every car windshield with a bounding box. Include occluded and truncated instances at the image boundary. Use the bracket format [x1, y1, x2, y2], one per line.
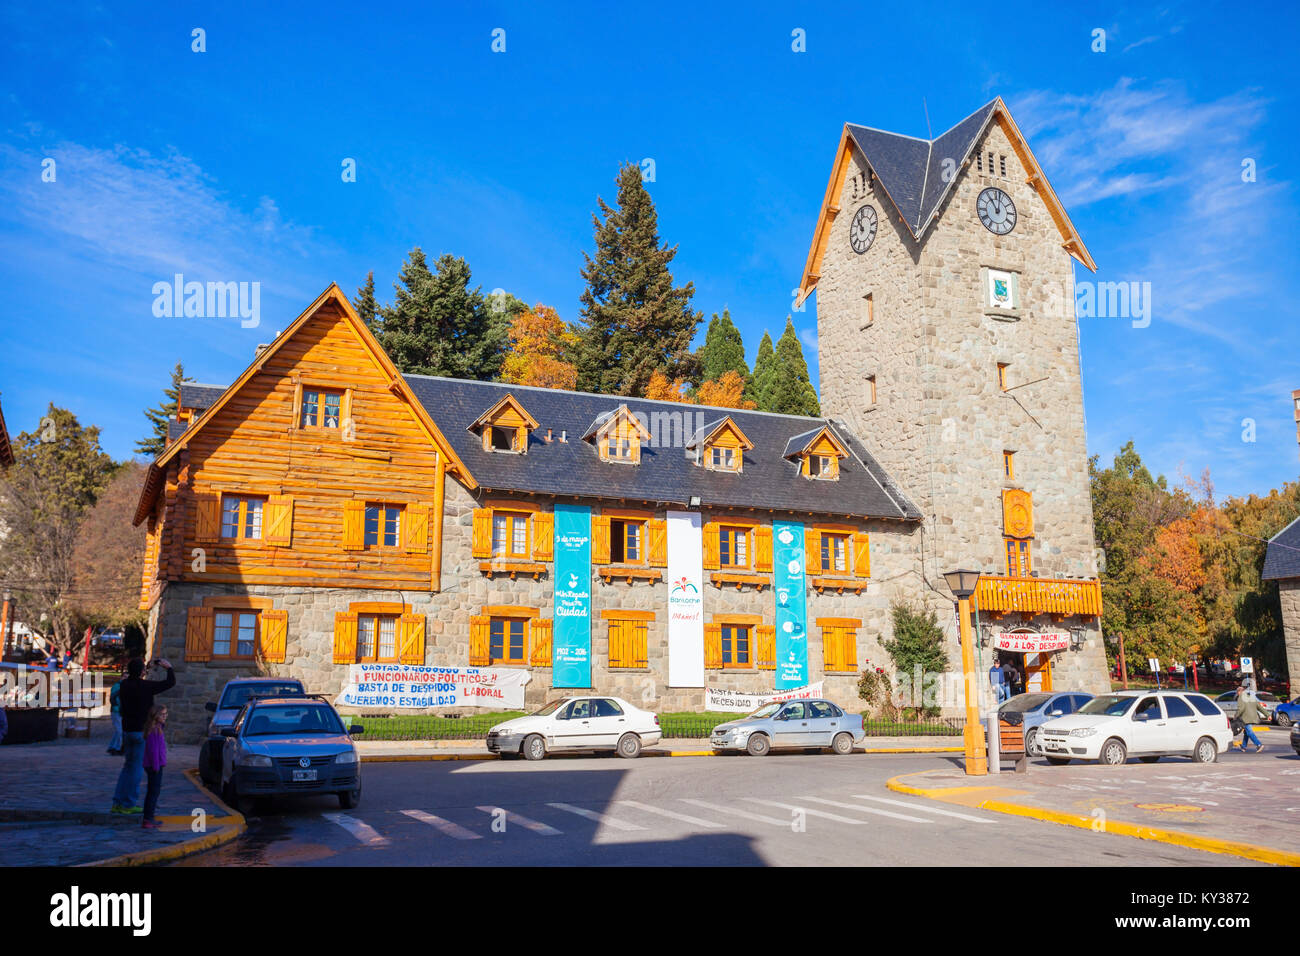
[746, 703, 782, 719]
[532, 699, 569, 717]
[243, 704, 344, 736]
[220, 682, 305, 708]
[1001, 693, 1050, 713]
[1078, 695, 1136, 717]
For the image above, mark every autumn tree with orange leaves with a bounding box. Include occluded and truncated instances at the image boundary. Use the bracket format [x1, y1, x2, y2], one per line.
[501, 304, 579, 390]
[645, 368, 756, 410]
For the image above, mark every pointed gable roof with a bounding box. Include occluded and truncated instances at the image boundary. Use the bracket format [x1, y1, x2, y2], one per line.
[469, 393, 540, 433]
[686, 416, 754, 451]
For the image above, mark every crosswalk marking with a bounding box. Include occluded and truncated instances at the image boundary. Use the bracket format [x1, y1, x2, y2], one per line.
[547, 802, 646, 831]
[615, 800, 725, 829]
[801, 795, 930, 823]
[850, 794, 995, 823]
[323, 812, 390, 846]
[476, 806, 562, 835]
[680, 798, 789, 826]
[743, 797, 869, 825]
[400, 808, 482, 840]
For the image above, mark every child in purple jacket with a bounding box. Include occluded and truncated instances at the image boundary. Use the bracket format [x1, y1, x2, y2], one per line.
[141, 705, 168, 829]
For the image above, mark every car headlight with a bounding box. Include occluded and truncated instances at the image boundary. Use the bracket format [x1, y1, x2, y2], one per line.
[335, 750, 358, 765]
[238, 753, 272, 767]
[1070, 728, 1097, 738]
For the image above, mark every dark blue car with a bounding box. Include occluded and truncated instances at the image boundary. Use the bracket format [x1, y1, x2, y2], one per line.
[998, 691, 1094, 757]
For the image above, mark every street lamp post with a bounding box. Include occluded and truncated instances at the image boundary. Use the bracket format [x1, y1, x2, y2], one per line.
[944, 569, 988, 776]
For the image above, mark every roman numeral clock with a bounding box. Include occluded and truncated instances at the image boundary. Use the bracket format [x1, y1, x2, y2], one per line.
[977, 187, 1017, 235]
[849, 204, 877, 253]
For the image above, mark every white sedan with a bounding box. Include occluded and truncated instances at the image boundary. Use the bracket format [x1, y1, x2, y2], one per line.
[486, 696, 662, 760]
[1038, 690, 1233, 766]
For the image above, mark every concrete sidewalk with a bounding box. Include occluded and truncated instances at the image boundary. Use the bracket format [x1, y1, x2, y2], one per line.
[355, 735, 963, 759]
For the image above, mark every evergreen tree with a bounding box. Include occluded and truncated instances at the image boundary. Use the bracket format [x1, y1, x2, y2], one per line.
[752, 331, 777, 410]
[694, 309, 751, 399]
[575, 163, 702, 396]
[353, 271, 379, 332]
[766, 317, 821, 416]
[376, 249, 506, 380]
[135, 361, 188, 459]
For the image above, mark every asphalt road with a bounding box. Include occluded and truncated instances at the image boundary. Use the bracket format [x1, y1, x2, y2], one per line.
[175, 751, 1257, 866]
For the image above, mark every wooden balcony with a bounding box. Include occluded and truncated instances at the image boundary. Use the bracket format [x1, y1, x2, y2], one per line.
[975, 575, 1102, 619]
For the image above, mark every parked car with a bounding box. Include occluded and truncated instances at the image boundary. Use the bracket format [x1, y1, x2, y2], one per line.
[199, 678, 306, 784]
[216, 696, 363, 810]
[710, 698, 866, 756]
[998, 691, 1094, 757]
[1273, 697, 1300, 728]
[1290, 720, 1300, 756]
[486, 696, 661, 760]
[1214, 690, 1278, 724]
[1038, 690, 1232, 766]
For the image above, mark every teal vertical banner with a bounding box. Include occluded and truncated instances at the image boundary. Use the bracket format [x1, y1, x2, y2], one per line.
[772, 520, 809, 689]
[552, 504, 592, 688]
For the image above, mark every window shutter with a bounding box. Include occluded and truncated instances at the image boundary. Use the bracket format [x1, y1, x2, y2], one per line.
[258, 609, 288, 663]
[704, 623, 723, 669]
[342, 500, 365, 551]
[471, 508, 492, 559]
[853, 532, 871, 578]
[754, 526, 774, 573]
[184, 606, 214, 662]
[756, 624, 776, 670]
[332, 611, 358, 664]
[608, 619, 625, 668]
[647, 518, 668, 567]
[823, 626, 841, 673]
[194, 493, 220, 543]
[591, 515, 611, 565]
[530, 618, 553, 666]
[265, 495, 294, 547]
[469, 615, 490, 666]
[398, 613, 426, 665]
[702, 522, 721, 571]
[531, 511, 554, 561]
[404, 503, 429, 554]
[341, 389, 354, 437]
[804, 528, 821, 574]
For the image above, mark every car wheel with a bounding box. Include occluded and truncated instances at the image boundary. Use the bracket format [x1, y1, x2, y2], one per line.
[616, 733, 642, 759]
[1276, 712, 1293, 728]
[1100, 738, 1127, 766]
[1192, 736, 1218, 764]
[522, 734, 546, 761]
[832, 732, 854, 755]
[338, 785, 361, 809]
[746, 733, 771, 757]
[1025, 729, 1042, 757]
[198, 740, 213, 785]
[1139, 756, 1160, 763]
[1046, 756, 1071, 766]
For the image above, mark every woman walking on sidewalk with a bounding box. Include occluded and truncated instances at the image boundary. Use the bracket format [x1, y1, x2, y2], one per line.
[141, 705, 168, 829]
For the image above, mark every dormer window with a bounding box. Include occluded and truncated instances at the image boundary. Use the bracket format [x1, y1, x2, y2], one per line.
[711, 447, 737, 471]
[469, 394, 538, 455]
[606, 436, 634, 462]
[584, 404, 650, 465]
[808, 455, 837, 479]
[783, 425, 849, 481]
[487, 426, 521, 452]
[294, 383, 350, 432]
[688, 416, 753, 473]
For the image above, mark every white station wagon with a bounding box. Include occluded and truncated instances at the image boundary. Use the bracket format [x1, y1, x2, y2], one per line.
[1038, 690, 1233, 766]
[486, 696, 662, 760]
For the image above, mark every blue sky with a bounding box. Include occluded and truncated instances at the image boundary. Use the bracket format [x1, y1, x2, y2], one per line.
[0, 1, 1296, 499]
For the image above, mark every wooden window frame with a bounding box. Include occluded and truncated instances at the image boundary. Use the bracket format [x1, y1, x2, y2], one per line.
[862, 292, 873, 327]
[484, 424, 524, 454]
[489, 615, 529, 665]
[713, 613, 761, 670]
[609, 515, 647, 566]
[363, 502, 404, 550]
[866, 375, 877, 406]
[1005, 537, 1032, 578]
[491, 510, 532, 560]
[997, 362, 1009, 392]
[220, 493, 267, 541]
[820, 531, 850, 574]
[603, 434, 636, 463]
[805, 454, 838, 480]
[718, 524, 753, 570]
[720, 624, 752, 669]
[356, 612, 401, 663]
[1003, 450, 1015, 481]
[294, 382, 349, 432]
[211, 608, 259, 660]
[708, 445, 741, 473]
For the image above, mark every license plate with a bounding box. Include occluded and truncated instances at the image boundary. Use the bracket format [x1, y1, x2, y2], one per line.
[292, 769, 318, 781]
[1046, 743, 1063, 751]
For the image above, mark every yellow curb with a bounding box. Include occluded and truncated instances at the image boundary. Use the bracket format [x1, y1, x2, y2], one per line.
[80, 769, 246, 868]
[887, 771, 1300, 867]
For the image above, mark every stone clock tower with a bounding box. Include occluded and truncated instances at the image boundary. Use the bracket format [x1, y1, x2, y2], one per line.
[797, 98, 1110, 694]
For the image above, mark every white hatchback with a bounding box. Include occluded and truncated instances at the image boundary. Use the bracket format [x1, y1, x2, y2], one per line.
[486, 696, 662, 760]
[1038, 690, 1233, 766]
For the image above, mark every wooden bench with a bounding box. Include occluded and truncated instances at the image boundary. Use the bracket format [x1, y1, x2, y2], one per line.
[987, 718, 1028, 773]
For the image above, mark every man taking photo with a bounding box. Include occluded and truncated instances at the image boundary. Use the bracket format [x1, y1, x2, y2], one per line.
[111, 657, 175, 815]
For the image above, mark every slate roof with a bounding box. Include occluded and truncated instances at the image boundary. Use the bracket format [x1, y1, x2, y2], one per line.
[846, 99, 998, 238]
[166, 420, 189, 443]
[402, 375, 921, 521]
[178, 383, 226, 412]
[1262, 516, 1300, 581]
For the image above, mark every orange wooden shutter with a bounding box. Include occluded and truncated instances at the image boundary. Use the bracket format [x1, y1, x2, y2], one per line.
[591, 515, 611, 565]
[342, 500, 365, 551]
[265, 495, 294, 547]
[852, 532, 871, 577]
[194, 493, 220, 543]
[258, 609, 288, 663]
[398, 613, 426, 665]
[332, 611, 358, 664]
[647, 518, 667, 567]
[756, 624, 776, 670]
[754, 526, 774, 573]
[702, 522, 720, 570]
[471, 508, 492, 559]
[608, 619, 625, 668]
[530, 618, 553, 666]
[804, 528, 821, 574]
[531, 511, 554, 560]
[403, 503, 429, 554]
[184, 606, 214, 662]
[469, 615, 490, 666]
[704, 623, 723, 669]
[823, 626, 842, 673]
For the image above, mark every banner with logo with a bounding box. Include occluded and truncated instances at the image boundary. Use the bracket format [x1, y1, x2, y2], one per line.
[705, 681, 825, 713]
[992, 631, 1069, 653]
[667, 510, 705, 687]
[335, 664, 531, 710]
[552, 503, 592, 687]
[772, 520, 809, 689]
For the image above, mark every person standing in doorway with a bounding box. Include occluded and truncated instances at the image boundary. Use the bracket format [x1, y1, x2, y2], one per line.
[1001, 658, 1021, 698]
[111, 657, 174, 815]
[989, 657, 1007, 704]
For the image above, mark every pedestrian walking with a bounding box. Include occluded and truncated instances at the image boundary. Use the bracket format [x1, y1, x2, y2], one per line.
[106, 673, 124, 756]
[1235, 686, 1264, 753]
[111, 657, 174, 815]
[141, 705, 168, 829]
[989, 659, 1007, 703]
[1001, 659, 1022, 698]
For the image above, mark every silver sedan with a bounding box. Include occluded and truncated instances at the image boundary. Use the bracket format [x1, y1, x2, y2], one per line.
[710, 699, 865, 756]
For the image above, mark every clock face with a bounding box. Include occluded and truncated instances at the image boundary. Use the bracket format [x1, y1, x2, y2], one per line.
[849, 205, 877, 254]
[977, 187, 1017, 235]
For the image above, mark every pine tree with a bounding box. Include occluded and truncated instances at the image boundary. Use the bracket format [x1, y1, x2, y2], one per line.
[575, 163, 702, 396]
[135, 361, 188, 459]
[353, 271, 379, 332]
[752, 331, 777, 411]
[376, 249, 506, 380]
[695, 309, 751, 400]
[766, 318, 821, 416]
